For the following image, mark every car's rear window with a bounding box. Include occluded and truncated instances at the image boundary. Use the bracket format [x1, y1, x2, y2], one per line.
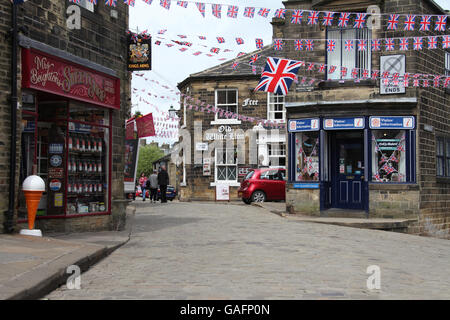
[245, 171, 255, 180]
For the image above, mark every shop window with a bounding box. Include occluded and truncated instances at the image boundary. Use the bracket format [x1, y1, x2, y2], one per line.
[268, 143, 286, 167]
[371, 130, 407, 182]
[327, 28, 372, 80]
[215, 147, 237, 182]
[267, 93, 285, 121]
[436, 137, 450, 177]
[215, 89, 238, 120]
[294, 132, 320, 181]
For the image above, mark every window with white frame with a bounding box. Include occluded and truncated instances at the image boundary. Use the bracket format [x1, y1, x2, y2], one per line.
[215, 89, 238, 120]
[446, 52, 450, 76]
[327, 28, 372, 80]
[77, 0, 95, 12]
[268, 143, 286, 167]
[215, 146, 237, 182]
[267, 93, 285, 121]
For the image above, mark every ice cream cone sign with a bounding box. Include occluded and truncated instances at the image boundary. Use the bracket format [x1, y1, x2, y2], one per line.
[20, 175, 45, 237]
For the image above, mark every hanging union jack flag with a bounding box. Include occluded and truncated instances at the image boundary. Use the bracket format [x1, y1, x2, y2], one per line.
[345, 40, 354, 51]
[235, 38, 244, 45]
[249, 54, 260, 65]
[322, 12, 335, 26]
[385, 38, 395, 51]
[387, 14, 399, 30]
[177, 1, 188, 8]
[255, 38, 264, 49]
[428, 36, 437, 49]
[244, 7, 255, 18]
[273, 39, 284, 51]
[274, 9, 286, 19]
[305, 39, 314, 51]
[291, 10, 303, 24]
[420, 15, 431, 31]
[354, 13, 367, 28]
[435, 15, 447, 31]
[255, 57, 303, 95]
[123, 0, 135, 6]
[196, 2, 205, 17]
[212, 4, 221, 18]
[294, 39, 303, 51]
[358, 40, 367, 51]
[160, 0, 170, 10]
[413, 37, 423, 50]
[258, 8, 270, 18]
[105, 0, 117, 6]
[382, 163, 396, 175]
[307, 11, 319, 25]
[327, 40, 336, 52]
[443, 36, 450, 49]
[404, 15, 416, 31]
[216, 37, 225, 43]
[338, 12, 351, 27]
[371, 39, 381, 51]
[399, 38, 409, 50]
[227, 5, 239, 18]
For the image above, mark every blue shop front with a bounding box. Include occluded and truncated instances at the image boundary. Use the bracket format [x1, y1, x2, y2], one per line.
[286, 116, 417, 217]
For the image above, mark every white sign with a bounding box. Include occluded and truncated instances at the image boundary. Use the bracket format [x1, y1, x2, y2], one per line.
[216, 184, 230, 201]
[380, 55, 406, 95]
[196, 142, 208, 151]
[203, 158, 211, 176]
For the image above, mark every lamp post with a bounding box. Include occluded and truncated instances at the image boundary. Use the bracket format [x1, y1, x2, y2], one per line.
[168, 105, 176, 119]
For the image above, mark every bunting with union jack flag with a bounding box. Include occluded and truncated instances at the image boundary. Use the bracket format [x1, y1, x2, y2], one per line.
[255, 57, 302, 95]
[105, 0, 117, 6]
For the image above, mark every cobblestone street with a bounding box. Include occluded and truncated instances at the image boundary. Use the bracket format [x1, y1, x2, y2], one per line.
[46, 201, 450, 300]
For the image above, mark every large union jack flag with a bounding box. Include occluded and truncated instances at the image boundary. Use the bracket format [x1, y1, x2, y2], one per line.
[254, 57, 302, 95]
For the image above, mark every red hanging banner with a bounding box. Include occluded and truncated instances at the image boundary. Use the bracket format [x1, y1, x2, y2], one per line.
[135, 113, 155, 138]
[21, 48, 120, 109]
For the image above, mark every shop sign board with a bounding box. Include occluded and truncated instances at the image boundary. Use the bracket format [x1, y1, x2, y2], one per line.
[21, 48, 120, 109]
[196, 142, 208, 151]
[323, 117, 365, 130]
[127, 34, 152, 71]
[380, 54, 406, 95]
[369, 116, 414, 129]
[288, 118, 320, 132]
[238, 166, 252, 177]
[216, 184, 230, 201]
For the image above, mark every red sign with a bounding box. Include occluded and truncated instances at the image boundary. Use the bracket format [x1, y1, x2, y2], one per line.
[22, 49, 120, 109]
[135, 113, 155, 138]
[126, 120, 136, 140]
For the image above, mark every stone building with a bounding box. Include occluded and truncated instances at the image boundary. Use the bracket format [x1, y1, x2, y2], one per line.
[0, 1, 131, 233]
[278, 0, 449, 238]
[176, 46, 287, 201]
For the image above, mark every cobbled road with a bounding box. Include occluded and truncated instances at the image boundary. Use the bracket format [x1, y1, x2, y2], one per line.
[46, 201, 450, 299]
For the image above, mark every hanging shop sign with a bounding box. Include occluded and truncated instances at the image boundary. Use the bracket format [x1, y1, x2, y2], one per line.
[127, 33, 152, 71]
[135, 113, 156, 138]
[380, 55, 406, 95]
[124, 139, 139, 182]
[21, 48, 120, 109]
[288, 118, 320, 132]
[323, 117, 365, 130]
[369, 116, 415, 129]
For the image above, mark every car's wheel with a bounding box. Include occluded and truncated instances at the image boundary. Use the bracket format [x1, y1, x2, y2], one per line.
[251, 191, 266, 203]
[242, 198, 251, 205]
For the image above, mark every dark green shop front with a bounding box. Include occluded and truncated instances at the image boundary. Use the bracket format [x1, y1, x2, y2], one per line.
[287, 116, 416, 214]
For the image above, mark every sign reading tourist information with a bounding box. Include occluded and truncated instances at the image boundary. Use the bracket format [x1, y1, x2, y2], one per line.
[288, 118, 320, 132]
[323, 117, 365, 130]
[369, 116, 415, 129]
[127, 34, 152, 71]
[21, 49, 120, 109]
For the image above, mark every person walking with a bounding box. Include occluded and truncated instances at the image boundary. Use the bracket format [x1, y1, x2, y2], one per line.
[149, 170, 159, 203]
[157, 165, 169, 203]
[138, 172, 148, 201]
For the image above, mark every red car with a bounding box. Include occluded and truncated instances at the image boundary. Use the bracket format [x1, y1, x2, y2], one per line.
[238, 168, 286, 204]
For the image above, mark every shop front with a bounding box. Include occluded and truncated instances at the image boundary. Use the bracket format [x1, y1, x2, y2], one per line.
[18, 48, 120, 230]
[287, 116, 416, 217]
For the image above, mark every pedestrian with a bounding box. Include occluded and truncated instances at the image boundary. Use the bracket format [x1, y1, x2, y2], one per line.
[138, 172, 148, 201]
[149, 169, 159, 203]
[157, 165, 169, 203]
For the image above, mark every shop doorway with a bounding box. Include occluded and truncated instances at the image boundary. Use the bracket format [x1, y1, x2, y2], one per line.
[330, 131, 366, 210]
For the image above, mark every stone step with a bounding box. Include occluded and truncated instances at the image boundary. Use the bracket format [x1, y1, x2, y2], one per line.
[321, 208, 367, 218]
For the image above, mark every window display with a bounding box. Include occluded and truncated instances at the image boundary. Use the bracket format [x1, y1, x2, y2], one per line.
[294, 132, 319, 181]
[372, 130, 406, 182]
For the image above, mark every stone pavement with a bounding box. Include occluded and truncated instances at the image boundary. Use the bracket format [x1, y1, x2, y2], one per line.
[0, 207, 134, 300]
[45, 201, 450, 300]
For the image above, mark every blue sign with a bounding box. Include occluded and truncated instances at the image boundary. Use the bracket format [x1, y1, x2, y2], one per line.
[293, 183, 320, 189]
[288, 118, 320, 132]
[369, 116, 415, 129]
[323, 117, 365, 130]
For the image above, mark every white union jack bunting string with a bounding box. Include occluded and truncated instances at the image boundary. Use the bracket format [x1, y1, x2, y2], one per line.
[255, 57, 303, 95]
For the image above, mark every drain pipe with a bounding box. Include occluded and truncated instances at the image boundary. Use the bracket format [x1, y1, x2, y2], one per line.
[4, 3, 18, 233]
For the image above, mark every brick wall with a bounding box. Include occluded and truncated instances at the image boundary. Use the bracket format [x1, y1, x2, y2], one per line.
[0, 1, 131, 233]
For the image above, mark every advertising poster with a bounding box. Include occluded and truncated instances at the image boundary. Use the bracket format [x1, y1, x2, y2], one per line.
[124, 139, 139, 182]
[216, 184, 230, 201]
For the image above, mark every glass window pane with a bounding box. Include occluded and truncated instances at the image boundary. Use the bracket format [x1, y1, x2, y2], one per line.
[217, 166, 226, 180]
[372, 130, 406, 182]
[295, 132, 319, 181]
[227, 166, 237, 180]
[70, 102, 107, 125]
[227, 90, 237, 104]
[217, 90, 227, 104]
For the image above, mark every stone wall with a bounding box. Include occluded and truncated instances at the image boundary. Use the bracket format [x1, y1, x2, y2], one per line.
[369, 184, 420, 219]
[286, 187, 320, 216]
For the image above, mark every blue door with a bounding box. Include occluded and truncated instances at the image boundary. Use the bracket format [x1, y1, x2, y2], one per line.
[331, 131, 365, 210]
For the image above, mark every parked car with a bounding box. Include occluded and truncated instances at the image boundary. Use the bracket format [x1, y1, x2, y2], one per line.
[238, 168, 286, 204]
[135, 185, 177, 201]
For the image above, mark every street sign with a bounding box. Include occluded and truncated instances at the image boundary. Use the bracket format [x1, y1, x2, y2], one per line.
[288, 118, 320, 132]
[380, 55, 406, 95]
[369, 116, 415, 129]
